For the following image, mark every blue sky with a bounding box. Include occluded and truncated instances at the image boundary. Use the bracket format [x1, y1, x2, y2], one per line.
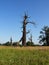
[0, 0, 49, 44]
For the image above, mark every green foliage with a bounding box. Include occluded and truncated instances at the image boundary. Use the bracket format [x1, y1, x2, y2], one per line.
[39, 26, 49, 46]
[3, 41, 11, 46]
[26, 41, 34, 46]
[13, 42, 19, 46]
[0, 43, 1, 45]
[2, 42, 19, 46]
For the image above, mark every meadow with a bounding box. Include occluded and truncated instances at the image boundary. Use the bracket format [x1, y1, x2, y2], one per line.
[0, 46, 49, 65]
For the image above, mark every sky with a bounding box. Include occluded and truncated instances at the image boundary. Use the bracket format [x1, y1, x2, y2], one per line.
[0, 0, 49, 44]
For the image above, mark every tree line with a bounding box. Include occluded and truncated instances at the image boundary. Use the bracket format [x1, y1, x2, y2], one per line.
[0, 25, 49, 46]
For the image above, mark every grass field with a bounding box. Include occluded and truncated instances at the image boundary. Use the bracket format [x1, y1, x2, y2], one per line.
[0, 46, 49, 65]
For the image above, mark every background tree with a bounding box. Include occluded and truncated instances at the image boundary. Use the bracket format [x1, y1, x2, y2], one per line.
[26, 41, 34, 46]
[3, 41, 10, 46]
[39, 26, 49, 46]
[26, 34, 34, 46]
[29, 34, 33, 43]
[13, 42, 19, 46]
[10, 37, 12, 46]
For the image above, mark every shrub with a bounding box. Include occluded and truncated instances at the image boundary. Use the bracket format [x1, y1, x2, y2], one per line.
[26, 41, 34, 46]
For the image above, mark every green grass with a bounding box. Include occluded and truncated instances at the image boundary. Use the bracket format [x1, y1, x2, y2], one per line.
[0, 46, 49, 65]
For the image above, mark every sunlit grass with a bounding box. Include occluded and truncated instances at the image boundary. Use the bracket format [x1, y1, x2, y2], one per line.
[0, 46, 49, 65]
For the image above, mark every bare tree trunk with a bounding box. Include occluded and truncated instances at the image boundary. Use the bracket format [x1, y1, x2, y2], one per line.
[22, 20, 26, 46]
[10, 37, 12, 46]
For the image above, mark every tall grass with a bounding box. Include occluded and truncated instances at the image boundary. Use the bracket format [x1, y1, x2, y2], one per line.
[0, 46, 49, 65]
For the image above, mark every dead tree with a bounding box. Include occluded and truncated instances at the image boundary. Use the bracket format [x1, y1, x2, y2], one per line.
[29, 34, 33, 43]
[10, 37, 12, 46]
[19, 13, 36, 46]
